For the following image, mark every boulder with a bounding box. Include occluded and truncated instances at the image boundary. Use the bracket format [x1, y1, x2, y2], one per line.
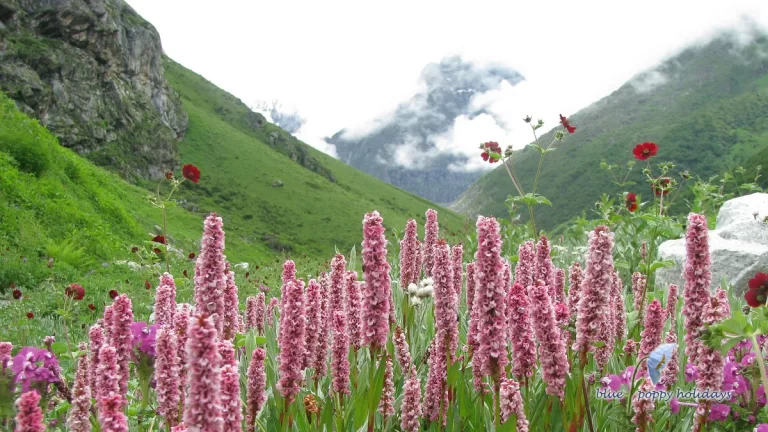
[656, 193, 768, 296]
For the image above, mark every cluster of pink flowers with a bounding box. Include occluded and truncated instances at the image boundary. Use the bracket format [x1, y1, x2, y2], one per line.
[473, 216, 509, 381]
[567, 262, 583, 319]
[313, 273, 331, 378]
[96, 345, 128, 431]
[154, 272, 177, 328]
[637, 300, 664, 378]
[400, 367, 423, 432]
[66, 354, 91, 432]
[245, 294, 265, 334]
[303, 279, 323, 369]
[452, 244, 464, 298]
[665, 284, 679, 325]
[393, 326, 413, 373]
[433, 240, 458, 357]
[111, 294, 133, 397]
[329, 254, 347, 321]
[554, 268, 566, 305]
[219, 340, 242, 432]
[378, 356, 395, 417]
[507, 282, 537, 380]
[632, 272, 647, 312]
[175, 303, 193, 408]
[246, 348, 267, 432]
[183, 315, 223, 430]
[423, 209, 439, 278]
[330, 311, 350, 395]
[15, 391, 45, 432]
[361, 211, 392, 350]
[499, 378, 529, 431]
[194, 213, 227, 334]
[514, 241, 535, 290]
[693, 292, 729, 428]
[400, 219, 420, 289]
[424, 333, 448, 424]
[346, 272, 363, 350]
[535, 236, 556, 298]
[277, 279, 306, 402]
[529, 280, 569, 400]
[611, 271, 626, 344]
[575, 226, 615, 359]
[683, 213, 712, 363]
[222, 264, 240, 340]
[88, 325, 105, 392]
[632, 378, 655, 431]
[466, 262, 476, 311]
[155, 325, 181, 427]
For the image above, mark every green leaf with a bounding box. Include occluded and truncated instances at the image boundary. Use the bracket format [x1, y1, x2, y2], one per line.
[51, 342, 69, 356]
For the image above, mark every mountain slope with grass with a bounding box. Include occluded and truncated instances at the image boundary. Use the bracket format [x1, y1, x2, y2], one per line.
[453, 30, 768, 229]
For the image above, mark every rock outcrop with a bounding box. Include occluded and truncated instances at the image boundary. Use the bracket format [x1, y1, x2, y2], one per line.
[0, 0, 187, 180]
[656, 193, 768, 296]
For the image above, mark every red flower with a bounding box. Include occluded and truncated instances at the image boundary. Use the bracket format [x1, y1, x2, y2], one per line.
[131, 247, 139, 253]
[746, 273, 768, 307]
[165, 171, 174, 180]
[653, 178, 671, 196]
[109, 289, 119, 299]
[144, 280, 152, 290]
[625, 193, 638, 212]
[26, 312, 34, 319]
[480, 141, 502, 164]
[153, 248, 162, 255]
[188, 252, 196, 260]
[152, 235, 167, 245]
[88, 304, 96, 311]
[632, 142, 658, 161]
[559, 114, 576, 133]
[65, 283, 85, 300]
[12, 289, 22, 300]
[182, 164, 201, 183]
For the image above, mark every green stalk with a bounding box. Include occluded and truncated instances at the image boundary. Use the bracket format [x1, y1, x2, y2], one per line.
[494, 379, 501, 430]
[367, 347, 378, 432]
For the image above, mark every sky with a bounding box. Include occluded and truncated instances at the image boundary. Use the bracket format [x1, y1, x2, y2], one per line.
[127, 0, 768, 169]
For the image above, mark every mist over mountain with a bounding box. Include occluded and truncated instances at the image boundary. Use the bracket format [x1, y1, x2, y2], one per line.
[252, 100, 305, 134]
[326, 56, 524, 204]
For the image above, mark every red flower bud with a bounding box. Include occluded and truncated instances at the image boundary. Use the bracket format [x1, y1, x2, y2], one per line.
[165, 171, 174, 180]
[65, 283, 85, 300]
[12, 289, 22, 300]
[145, 280, 152, 290]
[88, 303, 96, 311]
[109, 289, 119, 299]
[26, 312, 34, 319]
[188, 252, 196, 259]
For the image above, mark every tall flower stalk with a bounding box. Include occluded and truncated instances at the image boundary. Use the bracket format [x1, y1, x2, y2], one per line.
[277, 279, 306, 427]
[424, 209, 439, 279]
[194, 213, 227, 335]
[682, 213, 711, 364]
[183, 315, 223, 432]
[246, 348, 267, 432]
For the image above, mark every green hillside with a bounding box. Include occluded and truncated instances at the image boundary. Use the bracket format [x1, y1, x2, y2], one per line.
[453, 32, 768, 229]
[0, 58, 469, 291]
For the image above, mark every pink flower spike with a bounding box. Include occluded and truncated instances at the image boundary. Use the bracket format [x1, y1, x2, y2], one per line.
[393, 326, 413, 373]
[96, 346, 120, 401]
[423, 209, 439, 278]
[514, 241, 535, 291]
[15, 391, 45, 432]
[331, 311, 350, 395]
[378, 355, 395, 417]
[88, 325, 105, 393]
[194, 213, 227, 335]
[466, 262, 476, 312]
[473, 216, 509, 382]
[665, 284, 679, 326]
[529, 280, 569, 400]
[683, 213, 712, 364]
[451, 244, 464, 299]
[361, 211, 392, 350]
[222, 263, 240, 340]
[632, 272, 647, 312]
[304, 279, 323, 369]
[220, 362, 243, 432]
[246, 294, 266, 334]
[423, 333, 448, 424]
[612, 271, 627, 344]
[183, 314, 223, 431]
[535, 236, 556, 299]
[567, 262, 583, 319]
[154, 272, 177, 328]
[507, 282, 537, 380]
[277, 279, 306, 402]
[433, 240, 458, 357]
[111, 294, 133, 397]
[329, 254, 347, 321]
[632, 378, 655, 430]
[400, 219, 420, 290]
[313, 273, 331, 378]
[346, 272, 363, 350]
[246, 348, 267, 432]
[499, 378, 529, 431]
[637, 300, 664, 378]
[98, 393, 129, 432]
[67, 354, 91, 432]
[102, 305, 114, 344]
[400, 367, 423, 432]
[575, 226, 615, 358]
[155, 325, 181, 427]
[174, 303, 193, 410]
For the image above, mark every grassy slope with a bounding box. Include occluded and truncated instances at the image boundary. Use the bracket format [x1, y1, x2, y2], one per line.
[163, 59, 469, 260]
[454, 33, 768, 229]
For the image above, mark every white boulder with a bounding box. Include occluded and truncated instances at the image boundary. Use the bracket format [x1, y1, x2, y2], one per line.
[656, 193, 768, 296]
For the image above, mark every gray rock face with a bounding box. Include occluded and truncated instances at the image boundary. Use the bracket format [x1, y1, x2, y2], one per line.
[656, 193, 768, 296]
[0, 0, 188, 180]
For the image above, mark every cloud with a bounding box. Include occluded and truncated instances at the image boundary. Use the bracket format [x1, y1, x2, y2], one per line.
[629, 70, 669, 94]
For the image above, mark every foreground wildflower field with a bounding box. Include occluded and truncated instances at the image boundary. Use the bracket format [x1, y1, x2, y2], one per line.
[1, 116, 768, 432]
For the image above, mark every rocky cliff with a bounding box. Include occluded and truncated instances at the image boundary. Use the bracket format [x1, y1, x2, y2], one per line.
[0, 0, 187, 180]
